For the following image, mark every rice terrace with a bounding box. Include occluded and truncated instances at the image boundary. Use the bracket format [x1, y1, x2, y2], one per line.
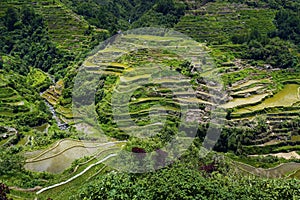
[0, 0, 300, 199]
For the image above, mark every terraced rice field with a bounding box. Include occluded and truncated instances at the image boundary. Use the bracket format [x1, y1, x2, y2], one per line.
[0, 86, 28, 118]
[35, 155, 114, 199]
[0, 71, 43, 130]
[235, 84, 300, 114]
[41, 79, 74, 126]
[221, 93, 269, 109]
[25, 139, 125, 173]
[41, 80, 64, 105]
[250, 151, 300, 160]
[232, 79, 271, 90]
[219, 65, 300, 175]
[74, 28, 226, 140]
[175, 2, 276, 44]
[236, 161, 300, 178]
[0, 0, 101, 56]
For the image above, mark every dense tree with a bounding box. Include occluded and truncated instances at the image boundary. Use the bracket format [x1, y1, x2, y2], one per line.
[0, 6, 63, 74]
[247, 37, 298, 68]
[231, 29, 299, 68]
[3, 7, 19, 31]
[155, 0, 175, 15]
[274, 8, 300, 46]
[72, 161, 300, 200]
[62, 0, 156, 34]
[0, 147, 24, 176]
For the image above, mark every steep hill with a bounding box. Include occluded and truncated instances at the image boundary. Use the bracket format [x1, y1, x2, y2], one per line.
[0, 0, 300, 199]
[0, 0, 107, 62]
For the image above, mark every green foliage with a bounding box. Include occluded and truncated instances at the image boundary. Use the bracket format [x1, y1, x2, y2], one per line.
[1, 1, 300, 199]
[3, 7, 18, 31]
[176, 3, 276, 44]
[274, 8, 300, 46]
[246, 37, 298, 68]
[229, 0, 300, 50]
[72, 159, 300, 200]
[0, 147, 24, 176]
[0, 6, 63, 74]
[64, 0, 186, 33]
[155, 0, 185, 17]
[130, 0, 186, 29]
[26, 67, 52, 92]
[0, 69, 52, 128]
[231, 28, 299, 68]
[221, 67, 261, 86]
[227, 152, 290, 168]
[62, 0, 156, 34]
[132, 9, 180, 28]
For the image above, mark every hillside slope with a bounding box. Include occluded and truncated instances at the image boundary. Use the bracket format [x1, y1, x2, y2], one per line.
[0, 0, 300, 199]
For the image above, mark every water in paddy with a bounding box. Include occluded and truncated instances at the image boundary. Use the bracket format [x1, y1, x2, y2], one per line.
[222, 93, 269, 109]
[25, 145, 97, 173]
[236, 84, 300, 113]
[24, 140, 118, 173]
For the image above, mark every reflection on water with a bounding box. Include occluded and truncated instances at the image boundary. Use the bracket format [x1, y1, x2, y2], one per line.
[236, 84, 300, 114]
[222, 93, 269, 109]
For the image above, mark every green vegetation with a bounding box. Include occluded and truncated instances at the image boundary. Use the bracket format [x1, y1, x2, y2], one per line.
[72, 152, 300, 200]
[63, 0, 186, 33]
[1, 0, 300, 199]
[176, 1, 276, 43]
[0, 70, 52, 128]
[0, 147, 24, 176]
[273, 2, 300, 46]
[238, 32, 298, 69]
[0, 6, 63, 74]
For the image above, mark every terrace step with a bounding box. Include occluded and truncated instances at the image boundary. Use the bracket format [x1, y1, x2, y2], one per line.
[267, 112, 300, 117]
[253, 135, 288, 146]
[266, 116, 297, 121]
